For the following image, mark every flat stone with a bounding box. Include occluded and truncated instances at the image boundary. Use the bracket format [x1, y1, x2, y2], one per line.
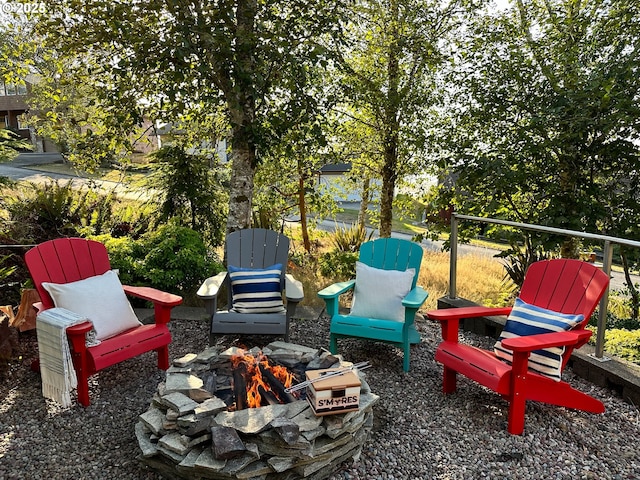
[161, 392, 200, 415]
[196, 345, 222, 363]
[214, 404, 290, 434]
[265, 341, 319, 355]
[219, 346, 246, 359]
[139, 407, 165, 436]
[283, 401, 311, 419]
[235, 460, 273, 479]
[164, 373, 204, 394]
[270, 417, 300, 445]
[193, 447, 226, 473]
[188, 388, 215, 402]
[158, 432, 191, 456]
[211, 426, 246, 460]
[312, 431, 354, 455]
[194, 396, 228, 419]
[188, 432, 212, 449]
[165, 410, 180, 421]
[221, 451, 258, 474]
[174, 352, 198, 367]
[267, 456, 297, 473]
[134, 422, 158, 458]
[302, 425, 327, 442]
[176, 447, 203, 473]
[291, 406, 323, 432]
[167, 365, 193, 374]
[176, 413, 217, 437]
[306, 352, 341, 370]
[157, 444, 187, 464]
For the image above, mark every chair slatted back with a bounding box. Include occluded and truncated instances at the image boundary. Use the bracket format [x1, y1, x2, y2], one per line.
[25, 238, 112, 310]
[225, 228, 290, 305]
[359, 238, 423, 289]
[519, 259, 609, 328]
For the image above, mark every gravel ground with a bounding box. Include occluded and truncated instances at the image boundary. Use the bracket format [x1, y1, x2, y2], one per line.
[1, 310, 640, 480]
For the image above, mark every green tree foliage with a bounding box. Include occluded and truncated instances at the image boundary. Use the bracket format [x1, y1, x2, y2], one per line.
[146, 144, 228, 247]
[0, 129, 32, 163]
[434, 0, 640, 257]
[332, 0, 467, 237]
[27, 0, 349, 233]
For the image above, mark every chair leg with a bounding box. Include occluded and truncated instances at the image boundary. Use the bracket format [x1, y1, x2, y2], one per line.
[507, 396, 527, 435]
[157, 345, 170, 370]
[443, 365, 457, 393]
[76, 370, 90, 407]
[329, 334, 338, 354]
[402, 347, 410, 372]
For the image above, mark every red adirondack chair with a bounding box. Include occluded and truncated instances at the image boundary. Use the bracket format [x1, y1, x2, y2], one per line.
[427, 259, 609, 434]
[25, 238, 182, 407]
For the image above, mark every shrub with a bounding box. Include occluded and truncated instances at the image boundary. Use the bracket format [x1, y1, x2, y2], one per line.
[318, 250, 358, 280]
[92, 223, 223, 304]
[587, 327, 640, 364]
[331, 223, 373, 253]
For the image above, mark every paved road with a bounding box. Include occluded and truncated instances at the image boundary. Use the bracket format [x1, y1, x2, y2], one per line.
[1, 152, 150, 200]
[5, 153, 636, 292]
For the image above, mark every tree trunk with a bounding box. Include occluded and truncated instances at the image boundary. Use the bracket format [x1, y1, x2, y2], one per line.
[226, 0, 258, 234]
[358, 177, 371, 230]
[379, 0, 400, 239]
[621, 249, 640, 321]
[226, 145, 255, 233]
[298, 163, 311, 252]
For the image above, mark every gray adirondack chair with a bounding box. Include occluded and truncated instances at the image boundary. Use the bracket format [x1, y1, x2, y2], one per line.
[197, 229, 304, 341]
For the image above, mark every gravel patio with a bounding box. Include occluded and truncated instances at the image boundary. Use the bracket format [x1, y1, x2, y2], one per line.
[1, 307, 639, 480]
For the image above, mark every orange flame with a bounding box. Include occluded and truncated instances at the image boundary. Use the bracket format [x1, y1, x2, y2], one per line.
[231, 350, 295, 408]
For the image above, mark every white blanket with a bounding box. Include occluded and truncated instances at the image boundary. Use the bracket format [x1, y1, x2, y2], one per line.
[36, 308, 89, 407]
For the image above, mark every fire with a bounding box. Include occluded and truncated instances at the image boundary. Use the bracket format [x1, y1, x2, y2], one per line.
[231, 350, 295, 408]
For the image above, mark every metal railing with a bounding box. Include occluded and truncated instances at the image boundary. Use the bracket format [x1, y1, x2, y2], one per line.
[448, 213, 640, 359]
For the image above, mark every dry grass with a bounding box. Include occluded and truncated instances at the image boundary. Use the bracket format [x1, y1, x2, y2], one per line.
[286, 225, 513, 311]
[418, 250, 513, 311]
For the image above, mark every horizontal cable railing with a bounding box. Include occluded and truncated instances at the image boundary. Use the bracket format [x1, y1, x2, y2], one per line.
[448, 213, 640, 359]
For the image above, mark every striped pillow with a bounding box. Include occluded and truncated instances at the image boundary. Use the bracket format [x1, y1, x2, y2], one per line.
[228, 264, 285, 314]
[494, 297, 584, 381]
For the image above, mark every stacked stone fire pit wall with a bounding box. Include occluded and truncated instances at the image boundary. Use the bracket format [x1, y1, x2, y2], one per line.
[136, 342, 379, 480]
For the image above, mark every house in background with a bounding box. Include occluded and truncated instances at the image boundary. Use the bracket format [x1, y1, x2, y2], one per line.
[0, 75, 58, 152]
[317, 162, 363, 202]
[0, 80, 30, 140]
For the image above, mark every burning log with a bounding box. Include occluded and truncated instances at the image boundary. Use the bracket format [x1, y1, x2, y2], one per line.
[259, 364, 297, 404]
[258, 385, 280, 406]
[232, 363, 248, 410]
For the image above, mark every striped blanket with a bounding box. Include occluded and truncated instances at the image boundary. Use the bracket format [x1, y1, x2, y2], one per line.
[36, 308, 89, 407]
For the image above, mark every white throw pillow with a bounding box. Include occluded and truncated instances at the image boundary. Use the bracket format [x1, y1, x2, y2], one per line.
[42, 270, 141, 341]
[349, 261, 415, 322]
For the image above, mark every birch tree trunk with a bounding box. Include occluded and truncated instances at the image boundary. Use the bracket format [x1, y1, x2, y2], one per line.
[226, 0, 258, 233]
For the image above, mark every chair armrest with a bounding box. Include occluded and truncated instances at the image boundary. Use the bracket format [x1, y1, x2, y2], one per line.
[66, 322, 94, 353]
[285, 274, 304, 303]
[426, 306, 513, 343]
[123, 285, 183, 307]
[123, 285, 182, 325]
[426, 306, 513, 321]
[402, 286, 428, 309]
[501, 329, 589, 352]
[196, 272, 228, 299]
[317, 280, 356, 299]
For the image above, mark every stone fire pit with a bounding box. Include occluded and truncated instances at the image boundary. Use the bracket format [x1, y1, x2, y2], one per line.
[135, 341, 379, 479]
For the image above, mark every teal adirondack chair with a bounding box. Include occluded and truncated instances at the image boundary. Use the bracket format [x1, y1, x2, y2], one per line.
[318, 238, 428, 372]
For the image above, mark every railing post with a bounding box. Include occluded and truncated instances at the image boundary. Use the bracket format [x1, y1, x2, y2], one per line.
[595, 240, 613, 359]
[449, 213, 458, 299]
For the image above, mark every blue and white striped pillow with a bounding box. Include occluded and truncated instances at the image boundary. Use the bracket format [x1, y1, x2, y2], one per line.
[228, 264, 285, 314]
[494, 297, 584, 381]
